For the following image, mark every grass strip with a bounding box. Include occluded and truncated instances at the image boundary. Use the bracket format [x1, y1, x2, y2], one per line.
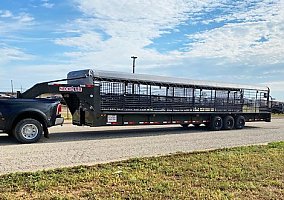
[0, 142, 283, 199]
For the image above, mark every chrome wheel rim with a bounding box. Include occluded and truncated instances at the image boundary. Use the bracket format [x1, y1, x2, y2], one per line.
[21, 124, 38, 140]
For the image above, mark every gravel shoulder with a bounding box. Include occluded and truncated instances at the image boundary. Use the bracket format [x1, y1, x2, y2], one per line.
[0, 119, 284, 175]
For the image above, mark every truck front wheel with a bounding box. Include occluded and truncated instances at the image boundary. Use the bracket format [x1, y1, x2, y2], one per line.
[13, 119, 43, 144]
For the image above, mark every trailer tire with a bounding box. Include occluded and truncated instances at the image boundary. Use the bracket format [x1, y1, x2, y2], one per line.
[13, 118, 43, 144]
[235, 115, 245, 129]
[223, 115, 235, 130]
[210, 116, 223, 131]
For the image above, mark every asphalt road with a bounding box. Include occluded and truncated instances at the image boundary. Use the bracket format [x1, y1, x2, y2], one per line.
[0, 118, 284, 175]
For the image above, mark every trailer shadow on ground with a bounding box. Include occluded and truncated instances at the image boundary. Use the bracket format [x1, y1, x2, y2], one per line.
[0, 125, 260, 146]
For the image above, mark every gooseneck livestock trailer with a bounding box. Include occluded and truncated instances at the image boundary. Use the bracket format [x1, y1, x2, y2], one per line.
[19, 69, 271, 131]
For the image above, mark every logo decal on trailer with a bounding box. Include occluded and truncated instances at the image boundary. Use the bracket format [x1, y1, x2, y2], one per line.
[59, 86, 83, 92]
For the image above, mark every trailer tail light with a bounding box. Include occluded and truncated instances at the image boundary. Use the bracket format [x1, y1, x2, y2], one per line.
[56, 104, 62, 115]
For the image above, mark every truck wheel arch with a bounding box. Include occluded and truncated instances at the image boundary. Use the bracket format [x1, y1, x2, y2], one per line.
[11, 111, 48, 133]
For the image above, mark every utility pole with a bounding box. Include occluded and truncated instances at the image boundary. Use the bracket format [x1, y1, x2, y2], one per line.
[131, 56, 137, 73]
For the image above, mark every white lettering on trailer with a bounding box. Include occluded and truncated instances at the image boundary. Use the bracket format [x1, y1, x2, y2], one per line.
[59, 86, 83, 92]
[107, 115, 117, 123]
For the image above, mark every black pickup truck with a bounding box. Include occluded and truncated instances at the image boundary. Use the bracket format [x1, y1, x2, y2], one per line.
[0, 98, 64, 143]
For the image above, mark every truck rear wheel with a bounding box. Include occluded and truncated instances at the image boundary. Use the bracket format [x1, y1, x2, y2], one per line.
[223, 115, 235, 130]
[210, 116, 223, 131]
[235, 115, 245, 129]
[13, 118, 43, 144]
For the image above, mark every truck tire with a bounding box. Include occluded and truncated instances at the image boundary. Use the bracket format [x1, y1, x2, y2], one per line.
[13, 118, 43, 144]
[210, 116, 223, 131]
[235, 115, 245, 129]
[223, 115, 235, 130]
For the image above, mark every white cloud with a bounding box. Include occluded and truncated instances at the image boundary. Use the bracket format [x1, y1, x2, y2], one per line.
[185, 21, 284, 65]
[184, 0, 284, 65]
[0, 11, 34, 34]
[55, 32, 104, 51]
[41, 0, 54, 9]
[15, 12, 34, 23]
[52, 0, 284, 72]
[0, 10, 35, 64]
[0, 44, 34, 64]
[54, 0, 222, 70]
[0, 10, 13, 18]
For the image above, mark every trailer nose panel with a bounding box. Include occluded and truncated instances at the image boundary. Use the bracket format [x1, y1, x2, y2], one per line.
[67, 69, 94, 85]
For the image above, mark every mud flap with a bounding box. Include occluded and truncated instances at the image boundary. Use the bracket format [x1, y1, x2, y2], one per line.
[43, 127, 49, 138]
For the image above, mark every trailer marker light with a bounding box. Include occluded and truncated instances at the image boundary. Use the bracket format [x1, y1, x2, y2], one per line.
[85, 84, 94, 88]
[50, 83, 62, 86]
[106, 122, 119, 125]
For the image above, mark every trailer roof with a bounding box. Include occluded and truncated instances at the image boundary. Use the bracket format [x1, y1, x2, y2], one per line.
[67, 69, 268, 91]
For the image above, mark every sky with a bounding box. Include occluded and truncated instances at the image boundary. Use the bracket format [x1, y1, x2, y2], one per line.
[0, 0, 283, 100]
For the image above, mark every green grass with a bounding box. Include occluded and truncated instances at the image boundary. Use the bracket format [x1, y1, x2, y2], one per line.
[0, 142, 283, 200]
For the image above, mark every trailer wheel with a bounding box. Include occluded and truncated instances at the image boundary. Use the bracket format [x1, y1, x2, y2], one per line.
[210, 116, 223, 131]
[13, 118, 43, 144]
[223, 116, 235, 130]
[234, 115, 245, 129]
